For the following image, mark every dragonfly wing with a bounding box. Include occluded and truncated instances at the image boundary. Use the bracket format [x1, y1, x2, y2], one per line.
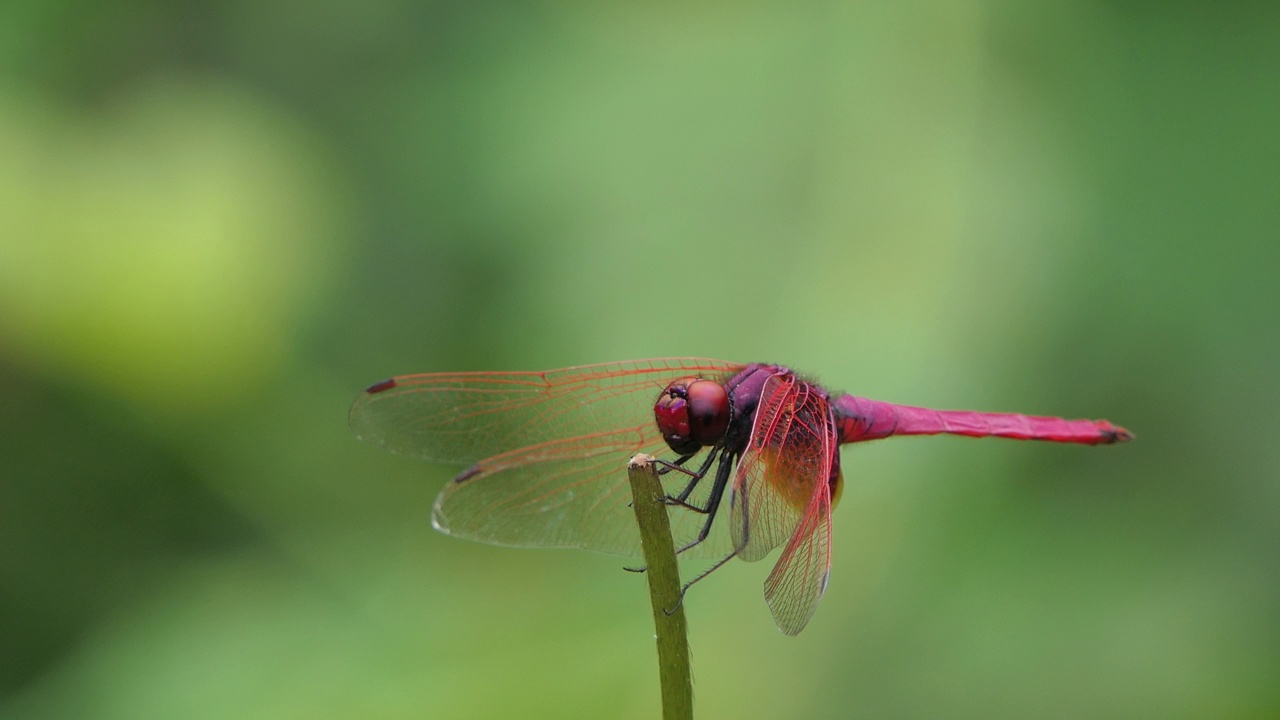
[433, 428, 743, 557]
[763, 474, 834, 636]
[351, 358, 745, 555]
[728, 371, 839, 634]
[730, 373, 805, 561]
[350, 358, 743, 464]
[432, 425, 661, 554]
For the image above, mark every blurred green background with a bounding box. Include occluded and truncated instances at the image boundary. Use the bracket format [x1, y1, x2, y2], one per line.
[1, 2, 1276, 718]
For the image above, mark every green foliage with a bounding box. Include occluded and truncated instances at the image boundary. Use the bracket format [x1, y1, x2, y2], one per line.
[1, 2, 1277, 718]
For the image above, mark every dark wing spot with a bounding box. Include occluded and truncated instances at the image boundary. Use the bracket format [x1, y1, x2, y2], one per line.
[365, 378, 398, 394]
[453, 464, 483, 483]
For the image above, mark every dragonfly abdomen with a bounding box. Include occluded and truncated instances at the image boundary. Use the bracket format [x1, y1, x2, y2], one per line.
[833, 395, 1132, 445]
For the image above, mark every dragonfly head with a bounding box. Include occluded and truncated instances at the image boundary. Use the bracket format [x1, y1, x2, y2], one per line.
[654, 378, 731, 455]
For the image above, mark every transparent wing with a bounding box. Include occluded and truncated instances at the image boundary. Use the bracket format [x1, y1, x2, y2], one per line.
[728, 371, 837, 635]
[351, 358, 742, 463]
[763, 472, 834, 636]
[350, 358, 745, 555]
[730, 373, 804, 561]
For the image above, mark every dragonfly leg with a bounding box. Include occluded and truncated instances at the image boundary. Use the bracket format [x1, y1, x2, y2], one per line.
[629, 451, 704, 510]
[659, 449, 720, 505]
[625, 450, 722, 573]
[665, 550, 738, 615]
[674, 453, 736, 554]
[653, 452, 699, 477]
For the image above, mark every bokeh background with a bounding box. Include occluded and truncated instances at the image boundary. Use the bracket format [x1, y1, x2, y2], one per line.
[2, 2, 1277, 718]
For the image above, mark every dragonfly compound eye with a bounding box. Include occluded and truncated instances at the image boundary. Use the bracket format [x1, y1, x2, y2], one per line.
[654, 378, 730, 454]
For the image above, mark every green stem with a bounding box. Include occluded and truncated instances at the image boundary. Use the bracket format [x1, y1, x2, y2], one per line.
[627, 454, 693, 720]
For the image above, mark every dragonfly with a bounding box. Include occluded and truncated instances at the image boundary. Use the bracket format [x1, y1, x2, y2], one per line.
[350, 358, 1131, 635]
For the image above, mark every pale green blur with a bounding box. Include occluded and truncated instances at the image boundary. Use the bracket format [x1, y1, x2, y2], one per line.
[1, 2, 1276, 719]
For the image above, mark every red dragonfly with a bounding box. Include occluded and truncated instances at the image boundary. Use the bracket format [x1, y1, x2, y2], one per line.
[351, 358, 1131, 635]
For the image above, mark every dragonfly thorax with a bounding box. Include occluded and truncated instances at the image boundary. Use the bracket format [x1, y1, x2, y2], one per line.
[654, 377, 731, 455]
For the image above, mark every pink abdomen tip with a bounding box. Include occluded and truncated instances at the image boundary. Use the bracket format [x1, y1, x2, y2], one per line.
[1098, 421, 1134, 443]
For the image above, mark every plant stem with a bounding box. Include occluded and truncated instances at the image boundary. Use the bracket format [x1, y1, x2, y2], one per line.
[627, 454, 693, 720]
